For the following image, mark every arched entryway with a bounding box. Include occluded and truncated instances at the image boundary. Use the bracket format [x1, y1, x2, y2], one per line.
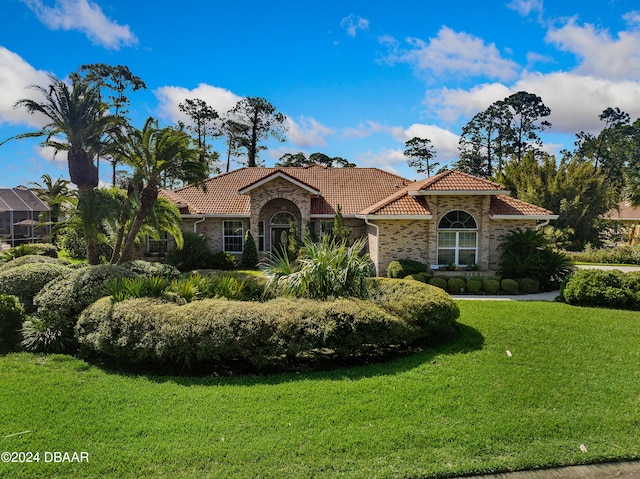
[258, 198, 301, 256]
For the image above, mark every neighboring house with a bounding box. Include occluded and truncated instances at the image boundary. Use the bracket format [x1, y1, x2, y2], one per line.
[605, 201, 640, 242]
[0, 187, 50, 249]
[163, 165, 557, 274]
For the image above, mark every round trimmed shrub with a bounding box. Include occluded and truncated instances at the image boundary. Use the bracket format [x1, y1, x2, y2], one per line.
[484, 279, 500, 294]
[0, 294, 25, 353]
[447, 277, 466, 294]
[518, 277, 540, 294]
[0, 243, 59, 262]
[34, 264, 137, 326]
[386, 259, 428, 278]
[501, 279, 519, 294]
[429, 277, 448, 290]
[76, 277, 460, 373]
[0, 255, 70, 271]
[561, 269, 636, 309]
[0, 262, 72, 313]
[370, 278, 459, 341]
[466, 279, 482, 294]
[405, 274, 427, 283]
[122, 260, 180, 280]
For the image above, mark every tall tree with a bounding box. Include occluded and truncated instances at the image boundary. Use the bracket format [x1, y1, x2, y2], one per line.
[230, 97, 287, 167]
[112, 117, 208, 263]
[502, 91, 551, 163]
[76, 64, 147, 185]
[457, 102, 512, 177]
[178, 98, 222, 176]
[404, 137, 438, 176]
[221, 116, 249, 173]
[14, 74, 123, 263]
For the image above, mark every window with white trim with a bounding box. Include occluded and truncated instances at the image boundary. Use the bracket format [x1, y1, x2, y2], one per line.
[223, 220, 244, 253]
[437, 210, 477, 266]
[320, 221, 333, 237]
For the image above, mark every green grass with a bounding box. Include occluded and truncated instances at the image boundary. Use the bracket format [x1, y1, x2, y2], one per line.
[1, 301, 639, 478]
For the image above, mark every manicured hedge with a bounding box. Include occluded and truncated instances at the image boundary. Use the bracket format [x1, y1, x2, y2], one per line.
[0, 262, 72, 313]
[76, 277, 460, 373]
[386, 259, 428, 278]
[561, 269, 640, 310]
[0, 294, 25, 353]
[0, 254, 70, 271]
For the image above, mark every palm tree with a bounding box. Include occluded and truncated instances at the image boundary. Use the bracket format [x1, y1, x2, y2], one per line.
[14, 74, 123, 263]
[29, 174, 72, 245]
[113, 117, 207, 264]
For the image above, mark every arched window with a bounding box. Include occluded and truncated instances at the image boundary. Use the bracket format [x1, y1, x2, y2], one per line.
[437, 210, 477, 266]
[270, 211, 296, 225]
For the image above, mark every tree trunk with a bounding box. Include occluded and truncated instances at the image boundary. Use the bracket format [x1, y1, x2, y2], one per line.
[117, 185, 158, 264]
[68, 145, 98, 190]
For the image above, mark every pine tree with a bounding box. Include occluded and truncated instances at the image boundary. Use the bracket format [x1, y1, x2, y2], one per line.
[242, 230, 258, 269]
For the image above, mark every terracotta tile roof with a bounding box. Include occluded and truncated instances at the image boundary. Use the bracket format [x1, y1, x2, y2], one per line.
[373, 195, 432, 216]
[490, 195, 556, 216]
[169, 165, 411, 216]
[408, 169, 509, 193]
[605, 201, 640, 221]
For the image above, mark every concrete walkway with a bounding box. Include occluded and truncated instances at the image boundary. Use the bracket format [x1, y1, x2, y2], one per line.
[451, 290, 560, 301]
[454, 460, 640, 479]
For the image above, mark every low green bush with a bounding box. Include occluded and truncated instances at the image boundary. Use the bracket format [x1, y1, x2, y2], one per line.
[405, 274, 427, 283]
[447, 278, 466, 294]
[561, 269, 638, 309]
[0, 262, 72, 313]
[0, 243, 58, 262]
[429, 277, 448, 290]
[122, 260, 180, 280]
[370, 278, 459, 341]
[0, 294, 25, 353]
[466, 279, 483, 294]
[0, 254, 70, 271]
[501, 279, 519, 294]
[76, 277, 459, 373]
[167, 232, 237, 272]
[28, 265, 138, 352]
[518, 277, 540, 294]
[386, 258, 428, 279]
[484, 279, 500, 294]
[566, 244, 640, 265]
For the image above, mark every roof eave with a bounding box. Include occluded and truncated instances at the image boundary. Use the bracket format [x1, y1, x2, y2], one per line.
[237, 171, 321, 196]
[409, 190, 510, 196]
[356, 214, 433, 220]
[490, 214, 559, 220]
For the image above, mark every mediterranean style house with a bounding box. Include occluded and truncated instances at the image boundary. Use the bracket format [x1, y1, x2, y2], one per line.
[162, 165, 557, 275]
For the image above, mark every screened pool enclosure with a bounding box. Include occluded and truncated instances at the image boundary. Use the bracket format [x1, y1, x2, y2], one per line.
[0, 188, 50, 249]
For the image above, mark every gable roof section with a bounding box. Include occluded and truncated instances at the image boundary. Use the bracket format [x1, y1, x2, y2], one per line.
[408, 170, 509, 196]
[0, 188, 48, 212]
[168, 165, 411, 216]
[489, 195, 557, 219]
[237, 170, 321, 196]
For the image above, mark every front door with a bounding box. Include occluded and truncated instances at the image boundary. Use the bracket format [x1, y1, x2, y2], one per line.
[271, 227, 290, 257]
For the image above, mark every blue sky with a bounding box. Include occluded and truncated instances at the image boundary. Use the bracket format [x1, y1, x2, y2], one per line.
[1, 0, 640, 187]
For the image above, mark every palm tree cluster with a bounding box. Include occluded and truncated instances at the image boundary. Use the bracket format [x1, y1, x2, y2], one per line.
[7, 71, 208, 264]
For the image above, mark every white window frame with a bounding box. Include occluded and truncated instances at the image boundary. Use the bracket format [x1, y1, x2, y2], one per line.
[436, 211, 478, 267]
[146, 233, 168, 256]
[223, 220, 244, 253]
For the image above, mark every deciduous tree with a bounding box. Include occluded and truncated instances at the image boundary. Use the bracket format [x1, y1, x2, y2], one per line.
[404, 137, 437, 176]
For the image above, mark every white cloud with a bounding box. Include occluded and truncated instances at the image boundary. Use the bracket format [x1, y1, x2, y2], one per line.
[623, 10, 640, 28]
[382, 27, 520, 81]
[398, 124, 460, 161]
[506, 0, 544, 18]
[546, 18, 640, 80]
[341, 121, 390, 140]
[0, 47, 51, 127]
[426, 72, 640, 135]
[154, 83, 242, 124]
[357, 147, 405, 175]
[285, 116, 335, 148]
[340, 15, 369, 38]
[21, 0, 137, 50]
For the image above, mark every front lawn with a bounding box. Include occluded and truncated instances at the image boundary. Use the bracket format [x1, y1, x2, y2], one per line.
[1, 301, 638, 478]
